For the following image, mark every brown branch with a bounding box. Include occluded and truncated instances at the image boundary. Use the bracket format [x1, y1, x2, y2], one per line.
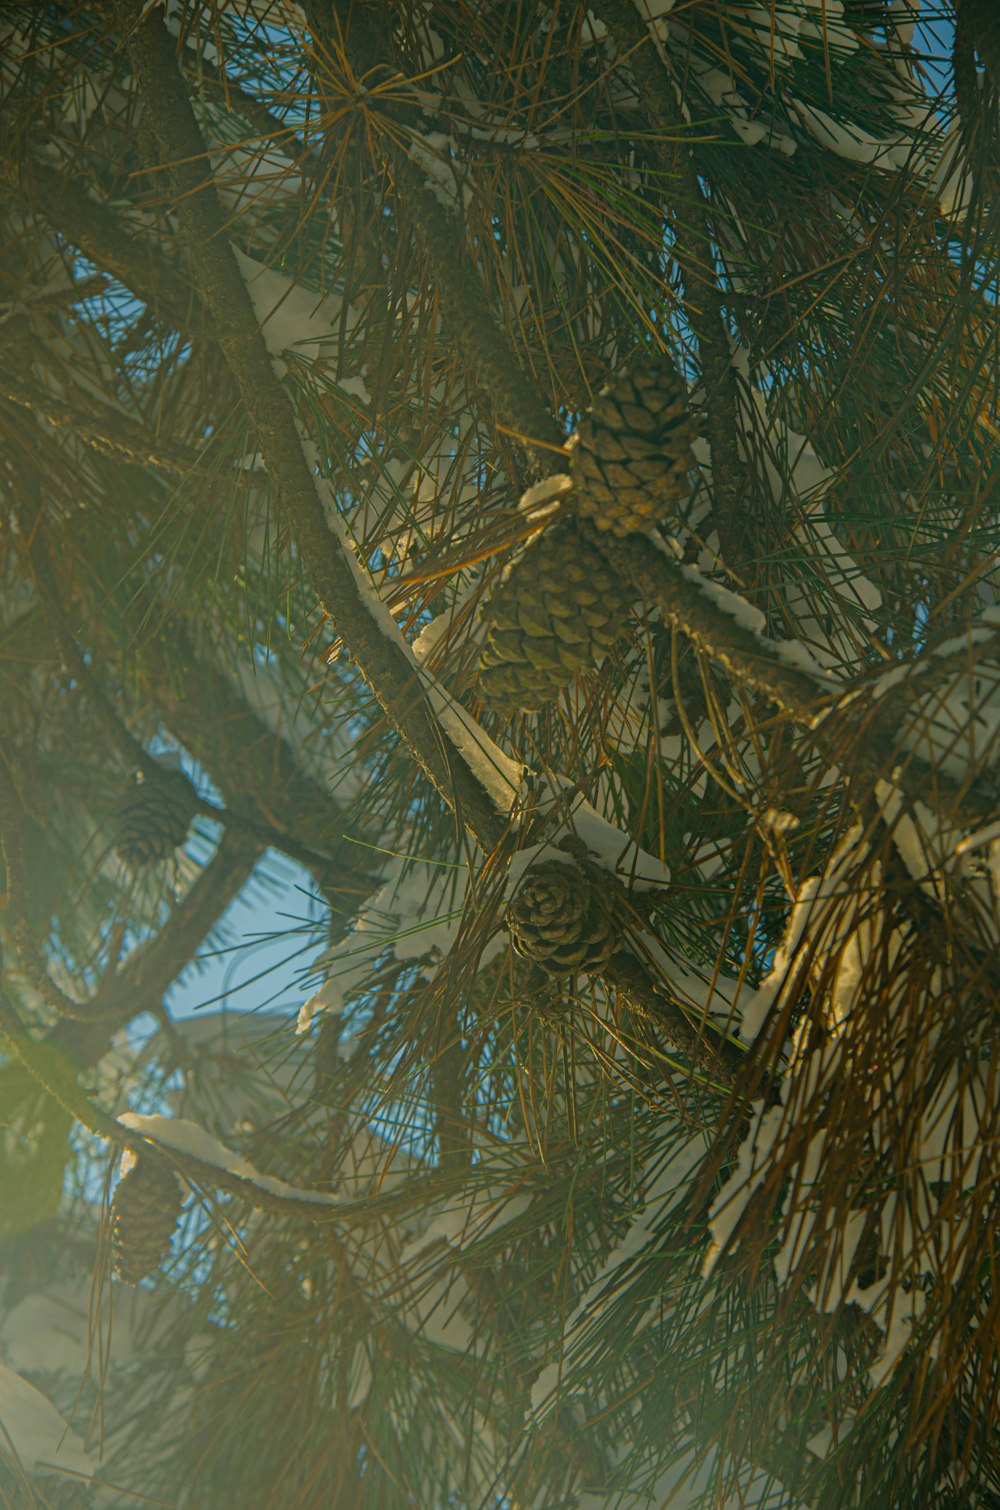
[58, 827, 263, 1066]
[606, 531, 1000, 825]
[134, 619, 378, 899]
[0, 359, 208, 476]
[0, 983, 347, 1225]
[111, 0, 506, 855]
[604, 952, 745, 1089]
[3, 151, 208, 336]
[7, 506, 375, 904]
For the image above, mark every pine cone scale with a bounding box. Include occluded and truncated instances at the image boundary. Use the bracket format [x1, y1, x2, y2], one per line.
[115, 770, 198, 869]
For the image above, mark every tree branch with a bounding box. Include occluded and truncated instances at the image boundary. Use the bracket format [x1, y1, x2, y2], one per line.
[304, 0, 566, 475]
[54, 827, 263, 1068]
[111, 0, 507, 854]
[3, 151, 208, 336]
[0, 984, 348, 1224]
[0, 357, 210, 477]
[606, 531, 1000, 825]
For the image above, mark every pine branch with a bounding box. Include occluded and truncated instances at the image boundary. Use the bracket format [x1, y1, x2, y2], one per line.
[136, 620, 381, 898]
[604, 953, 745, 1088]
[0, 983, 351, 1224]
[606, 531, 1000, 825]
[54, 827, 262, 1062]
[0, 356, 209, 477]
[3, 150, 208, 336]
[111, 0, 507, 854]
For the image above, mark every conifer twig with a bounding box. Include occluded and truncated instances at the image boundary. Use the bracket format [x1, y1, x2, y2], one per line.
[2, 151, 207, 335]
[0, 983, 348, 1224]
[605, 532, 1000, 825]
[111, 0, 507, 854]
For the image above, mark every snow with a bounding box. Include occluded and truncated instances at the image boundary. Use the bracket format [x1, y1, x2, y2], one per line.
[714, 791, 994, 1395]
[408, 129, 473, 212]
[873, 779, 982, 909]
[357, 852, 499, 966]
[793, 101, 904, 166]
[419, 668, 525, 811]
[930, 121, 975, 220]
[679, 565, 767, 636]
[295, 945, 378, 1030]
[215, 628, 367, 805]
[1, 1278, 211, 1386]
[295, 435, 526, 816]
[869, 663, 911, 700]
[232, 250, 368, 402]
[0, 1361, 94, 1484]
[411, 594, 481, 663]
[772, 635, 839, 680]
[637, 932, 742, 1032]
[401, 1185, 532, 1266]
[703, 1100, 784, 1277]
[530, 1130, 711, 1418]
[2, 1286, 93, 1376]
[517, 473, 574, 515]
[692, 60, 797, 155]
[737, 870, 823, 1043]
[118, 1112, 341, 1206]
[509, 774, 670, 898]
[634, 0, 676, 18]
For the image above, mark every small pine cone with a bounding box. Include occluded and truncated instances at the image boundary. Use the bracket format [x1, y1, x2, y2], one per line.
[478, 518, 633, 712]
[111, 1156, 183, 1285]
[115, 770, 197, 868]
[570, 360, 695, 535]
[506, 860, 620, 975]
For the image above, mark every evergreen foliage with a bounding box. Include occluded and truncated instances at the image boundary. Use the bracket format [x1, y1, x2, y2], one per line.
[0, 2, 998, 1506]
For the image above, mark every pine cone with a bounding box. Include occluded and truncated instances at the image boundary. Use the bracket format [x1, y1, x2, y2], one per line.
[111, 1156, 183, 1285]
[478, 518, 634, 712]
[569, 360, 695, 535]
[506, 860, 620, 975]
[115, 770, 197, 868]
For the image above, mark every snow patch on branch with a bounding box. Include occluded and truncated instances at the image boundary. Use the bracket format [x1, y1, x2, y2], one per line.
[511, 772, 671, 895]
[710, 817, 995, 1390]
[232, 249, 369, 403]
[118, 1113, 340, 1206]
[419, 670, 525, 811]
[530, 1131, 710, 1418]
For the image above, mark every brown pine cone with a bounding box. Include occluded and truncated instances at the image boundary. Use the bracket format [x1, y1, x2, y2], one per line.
[506, 860, 620, 975]
[111, 1156, 183, 1285]
[115, 769, 197, 869]
[569, 360, 695, 535]
[478, 518, 634, 712]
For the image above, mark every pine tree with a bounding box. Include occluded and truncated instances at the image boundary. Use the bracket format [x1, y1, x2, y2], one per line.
[0, 2, 998, 1507]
